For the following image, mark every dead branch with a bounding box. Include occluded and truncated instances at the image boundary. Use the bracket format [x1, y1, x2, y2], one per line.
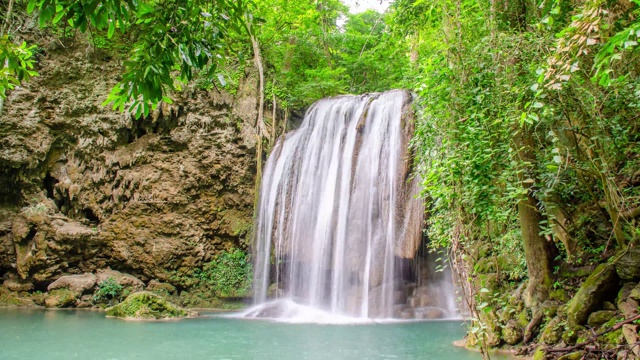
[547, 313, 640, 353]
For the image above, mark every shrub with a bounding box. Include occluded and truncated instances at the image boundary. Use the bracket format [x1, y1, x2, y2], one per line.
[195, 249, 252, 298]
[93, 277, 124, 302]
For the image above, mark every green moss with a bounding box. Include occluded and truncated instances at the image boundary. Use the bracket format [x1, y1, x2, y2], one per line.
[532, 347, 546, 360]
[45, 289, 76, 308]
[105, 292, 193, 319]
[0, 287, 33, 307]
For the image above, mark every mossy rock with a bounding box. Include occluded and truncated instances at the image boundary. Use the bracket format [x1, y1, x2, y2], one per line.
[0, 287, 34, 307]
[561, 324, 584, 345]
[540, 316, 563, 345]
[557, 351, 585, 360]
[105, 291, 197, 320]
[532, 347, 546, 360]
[566, 263, 620, 326]
[501, 320, 523, 345]
[587, 310, 617, 327]
[44, 289, 76, 308]
[549, 288, 569, 303]
[616, 247, 640, 281]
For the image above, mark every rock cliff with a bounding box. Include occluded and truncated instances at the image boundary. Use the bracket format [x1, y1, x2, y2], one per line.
[0, 34, 258, 302]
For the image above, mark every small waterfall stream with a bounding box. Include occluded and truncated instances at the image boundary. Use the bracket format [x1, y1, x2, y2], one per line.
[243, 90, 457, 322]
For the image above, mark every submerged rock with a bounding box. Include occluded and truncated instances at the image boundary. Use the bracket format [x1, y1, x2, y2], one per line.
[105, 292, 196, 320]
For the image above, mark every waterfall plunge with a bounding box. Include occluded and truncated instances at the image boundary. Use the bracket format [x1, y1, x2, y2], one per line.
[245, 90, 454, 322]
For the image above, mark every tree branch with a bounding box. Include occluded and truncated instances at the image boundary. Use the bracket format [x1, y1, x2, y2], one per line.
[547, 313, 640, 353]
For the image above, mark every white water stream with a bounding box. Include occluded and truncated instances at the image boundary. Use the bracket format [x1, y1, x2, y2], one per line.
[243, 90, 456, 322]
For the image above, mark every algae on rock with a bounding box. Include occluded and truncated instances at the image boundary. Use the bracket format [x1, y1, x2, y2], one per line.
[105, 291, 196, 319]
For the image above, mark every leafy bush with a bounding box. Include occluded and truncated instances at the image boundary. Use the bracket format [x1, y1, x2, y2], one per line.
[93, 277, 124, 302]
[195, 249, 252, 298]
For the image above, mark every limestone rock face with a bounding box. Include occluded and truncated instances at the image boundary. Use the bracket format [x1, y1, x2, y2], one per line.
[566, 263, 620, 326]
[3, 278, 34, 292]
[145, 280, 176, 295]
[0, 37, 257, 290]
[47, 273, 97, 296]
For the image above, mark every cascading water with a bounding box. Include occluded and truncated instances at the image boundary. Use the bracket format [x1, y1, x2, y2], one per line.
[242, 90, 457, 322]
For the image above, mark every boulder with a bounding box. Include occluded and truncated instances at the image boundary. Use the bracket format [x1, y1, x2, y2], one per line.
[502, 320, 523, 345]
[541, 316, 563, 345]
[2, 279, 34, 292]
[616, 247, 640, 281]
[618, 298, 639, 318]
[145, 280, 176, 295]
[566, 263, 619, 326]
[105, 291, 196, 320]
[47, 273, 97, 296]
[587, 310, 617, 327]
[96, 269, 144, 292]
[44, 289, 76, 308]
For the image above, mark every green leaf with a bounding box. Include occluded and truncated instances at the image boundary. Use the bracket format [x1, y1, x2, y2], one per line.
[108, 21, 116, 38]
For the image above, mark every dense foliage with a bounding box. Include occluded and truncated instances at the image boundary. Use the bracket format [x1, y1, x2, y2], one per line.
[195, 249, 252, 299]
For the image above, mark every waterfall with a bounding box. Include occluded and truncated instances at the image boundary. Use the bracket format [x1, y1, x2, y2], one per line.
[245, 90, 456, 322]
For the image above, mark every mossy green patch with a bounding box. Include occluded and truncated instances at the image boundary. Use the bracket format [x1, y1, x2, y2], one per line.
[105, 292, 195, 320]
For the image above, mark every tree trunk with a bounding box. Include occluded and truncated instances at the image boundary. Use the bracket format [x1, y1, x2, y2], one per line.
[515, 126, 556, 309]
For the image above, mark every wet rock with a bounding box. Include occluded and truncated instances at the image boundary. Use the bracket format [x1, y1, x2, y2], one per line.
[414, 307, 447, 319]
[587, 310, 617, 327]
[44, 289, 76, 308]
[502, 320, 523, 345]
[106, 291, 196, 320]
[47, 273, 97, 296]
[616, 247, 640, 281]
[566, 263, 620, 326]
[399, 308, 415, 319]
[145, 280, 176, 295]
[3, 278, 34, 292]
